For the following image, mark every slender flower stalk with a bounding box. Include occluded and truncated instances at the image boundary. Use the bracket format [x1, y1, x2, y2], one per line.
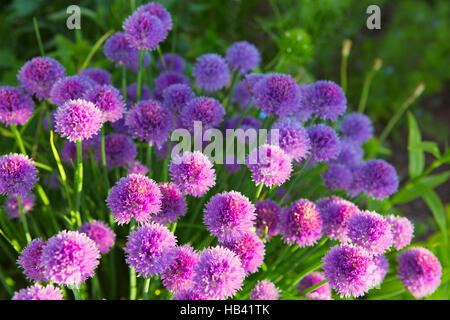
[32, 17, 45, 56]
[74, 140, 83, 227]
[161, 140, 172, 181]
[121, 65, 127, 101]
[358, 58, 382, 113]
[136, 50, 145, 102]
[72, 287, 81, 300]
[286, 260, 324, 291]
[143, 278, 151, 300]
[157, 46, 167, 70]
[17, 194, 31, 243]
[10, 125, 26, 155]
[254, 183, 264, 201]
[100, 127, 110, 192]
[340, 39, 351, 93]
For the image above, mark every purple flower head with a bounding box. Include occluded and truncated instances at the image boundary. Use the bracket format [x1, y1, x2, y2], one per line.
[17, 56, 65, 100]
[246, 144, 292, 187]
[127, 160, 149, 176]
[54, 99, 103, 142]
[154, 71, 190, 100]
[127, 82, 152, 104]
[40, 230, 100, 287]
[152, 182, 187, 225]
[161, 245, 199, 291]
[347, 210, 393, 256]
[17, 238, 47, 282]
[232, 73, 266, 109]
[255, 200, 281, 238]
[104, 32, 150, 72]
[296, 272, 332, 300]
[178, 97, 225, 133]
[94, 133, 136, 169]
[370, 254, 389, 288]
[173, 288, 207, 300]
[332, 138, 363, 169]
[3, 192, 35, 219]
[163, 84, 195, 115]
[204, 191, 256, 242]
[158, 53, 184, 73]
[0, 153, 38, 196]
[321, 163, 353, 191]
[136, 2, 173, 32]
[308, 124, 341, 162]
[250, 280, 280, 300]
[193, 54, 230, 92]
[304, 80, 347, 121]
[123, 10, 166, 51]
[50, 75, 97, 106]
[386, 215, 414, 250]
[12, 284, 63, 300]
[296, 84, 314, 121]
[225, 41, 261, 74]
[60, 140, 91, 164]
[270, 117, 311, 162]
[340, 112, 374, 144]
[107, 174, 162, 224]
[280, 199, 322, 247]
[323, 244, 376, 298]
[0, 86, 35, 126]
[354, 159, 399, 200]
[78, 68, 111, 86]
[254, 73, 300, 117]
[125, 222, 177, 277]
[397, 247, 442, 299]
[79, 220, 116, 254]
[222, 232, 265, 274]
[192, 246, 245, 300]
[83, 85, 125, 123]
[125, 99, 174, 148]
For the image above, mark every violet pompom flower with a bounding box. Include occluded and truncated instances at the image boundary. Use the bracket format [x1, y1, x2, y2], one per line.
[173, 288, 207, 300]
[106, 174, 162, 224]
[83, 85, 125, 123]
[136, 2, 173, 32]
[280, 199, 322, 247]
[49, 75, 97, 106]
[17, 56, 65, 100]
[0, 153, 38, 196]
[354, 159, 399, 200]
[254, 73, 300, 117]
[204, 191, 256, 242]
[296, 272, 332, 300]
[193, 54, 230, 92]
[123, 10, 166, 51]
[0, 86, 35, 126]
[78, 68, 111, 86]
[17, 238, 46, 282]
[79, 220, 115, 254]
[332, 138, 363, 169]
[3, 192, 35, 219]
[323, 244, 376, 298]
[370, 254, 389, 288]
[346, 210, 393, 256]
[154, 71, 190, 100]
[296, 84, 314, 121]
[192, 246, 245, 300]
[40, 230, 100, 287]
[95, 133, 137, 169]
[255, 200, 281, 238]
[158, 53, 184, 73]
[104, 32, 150, 72]
[386, 215, 414, 250]
[127, 160, 149, 176]
[127, 82, 152, 104]
[169, 151, 215, 197]
[54, 99, 103, 142]
[12, 284, 63, 300]
[163, 84, 195, 115]
[152, 182, 187, 225]
[125, 222, 177, 277]
[232, 73, 265, 109]
[125, 99, 174, 148]
[304, 80, 347, 121]
[224, 115, 261, 145]
[397, 247, 442, 299]
[161, 245, 199, 291]
[308, 124, 341, 162]
[340, 112, 374, 144]
[250, 280, 280, 300]
[226, 41, 261, 74]
[222, 232, 265, 274]
[246, 144, 292, 187]
[270, 117, 310, 162]
[321, 163, 352, 191]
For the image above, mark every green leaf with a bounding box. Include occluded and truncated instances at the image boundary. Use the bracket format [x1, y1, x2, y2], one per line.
[408, 141, 441, 159]
[407, 112, 424, 178]
[416, 183, 447, 241]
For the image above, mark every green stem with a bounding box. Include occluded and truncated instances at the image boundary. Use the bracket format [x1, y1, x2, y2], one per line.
[224, 71, 239, 111]
[129, 222, 137, 300]
[121, 65, 127, 101]
[254, 183, 264, 201]
[146, 144, 152, 175]
[72, 287, 81, 300]
[17, 194, 31, 243]
[74, 140, 83, 227]
[340, 39, 351, 94]
[161, 140, 172, 181]
[32, 17, 45, 56]
[358, 58, 382, 113]
[286, 260, 324, 291]
[297, 279, 328, 297]
[157, 46, 167, 70]
[0, 268, 13, 296]
[143, 278, 151, 300]
[101, 128, 110, 192]
[10, 124, 26, 155]
[80, 29, 114, 70]
[136, 49, 145, 102]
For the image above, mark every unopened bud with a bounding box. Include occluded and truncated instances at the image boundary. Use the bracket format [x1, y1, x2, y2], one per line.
[342, 39, 352, 57]
[373, 58, 382, 71]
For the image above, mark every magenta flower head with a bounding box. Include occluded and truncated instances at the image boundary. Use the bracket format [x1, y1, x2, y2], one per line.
[386, 215, 414, 250]
[125, 222, 177, 277]
[179, 96, 225, 133]
[370, 254, 389, 288]
[40, 230, 100, 287]
[304, 80, 347, 121]
[127, 82, 152, 104]
[106, 174, 162, 224]
[232, 73, 266, 109]
[354, 159, 399, 200]
[225, 41, 261, 74]
[397, 247, 442, 299]
[308, 124, 341, 162]
[169, 151, 216, 197]
[250, 280, 280, 300]
[193, 53, 230, 92]
[247, 144, 292, 187]
[347, 210, 393, 256]
[154, 71, 190, 100]
[152, 182, 187, 225]
[255, 200, 281, 238]
[83, 85, 125, 123]
[17, 238, 47, 282]
[78, 68, 111, 86]
[127, 160, 149, 176]
[95, 133, 136, 169]
[192, 246, 245, 300]
[321, 163, 352, 191]
[280, 199, 322, 247]
[54, 99, 103, 142]
[323, 244, 375, 298]
[0, 153, 38, 196]
[17, 56, 65, 100]
[163, 84, 195, 115]
[136, 2, 173, 32]
[0, 86, 35, 126]
[79, 220, 116, 254]
[123, 10, 166, 51]
[173, 288, 206, 300]
[204, 191, 256, 242]
[3, 192, 35, 219]
[161, 245, 199, 291]
[104, 32, 150, 72]
[340, 112, 374, 144]
[50, 75, 97, 106]
[12, 284, 63, 300]
[254, 73, 300, 117]
[158, 53, 184, 73]
[222, 232, 265, 274]
[270, 117, 310, 162]
[296, 272, 332, 300]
